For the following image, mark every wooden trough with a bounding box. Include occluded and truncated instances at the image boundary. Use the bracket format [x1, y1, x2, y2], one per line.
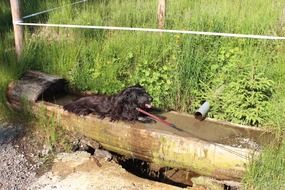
[7, 71, 274, 181]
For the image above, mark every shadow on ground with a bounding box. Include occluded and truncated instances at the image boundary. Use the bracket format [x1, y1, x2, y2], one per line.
[0, 123, 23, 144]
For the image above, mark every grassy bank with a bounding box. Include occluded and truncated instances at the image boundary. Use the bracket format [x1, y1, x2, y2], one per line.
[0, 1, 18, 120]
[243, 141, 285, 190]
[17, 0, 285, 128]
[1, 0, 285, 188]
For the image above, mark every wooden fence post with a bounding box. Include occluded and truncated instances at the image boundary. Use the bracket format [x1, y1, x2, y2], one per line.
[157, 0, 166, 29]
[10, 0, 24, 59]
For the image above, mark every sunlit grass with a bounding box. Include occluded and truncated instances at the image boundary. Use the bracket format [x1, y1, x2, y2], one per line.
[243, 141, 285, 190]
[1, 0, 285, 188]
[14, 0, 285, 127]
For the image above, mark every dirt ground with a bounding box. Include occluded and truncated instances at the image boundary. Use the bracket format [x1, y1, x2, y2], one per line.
[0, 123, 193, 190]
[29, 151, 187, 190]
[1, 122, 240, 190]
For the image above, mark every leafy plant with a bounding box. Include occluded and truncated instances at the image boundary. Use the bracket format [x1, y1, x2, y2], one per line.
[133, 37, 178, 108]
[200, 45, 274, 126]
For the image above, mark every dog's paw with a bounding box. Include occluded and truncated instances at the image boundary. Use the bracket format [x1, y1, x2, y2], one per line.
[137, 116, 156, 123]
[98, 114, 106, 120]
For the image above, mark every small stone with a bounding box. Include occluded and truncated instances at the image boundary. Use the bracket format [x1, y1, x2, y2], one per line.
[191, 176, 225, 190]
[94, 149, 112, 161]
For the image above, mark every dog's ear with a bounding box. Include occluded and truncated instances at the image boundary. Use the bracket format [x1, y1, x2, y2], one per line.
[110, 95, 127, 121]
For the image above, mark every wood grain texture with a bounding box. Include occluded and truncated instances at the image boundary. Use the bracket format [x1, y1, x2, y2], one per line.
[9, 0, 24, 58]
[157, 0, 166, 29]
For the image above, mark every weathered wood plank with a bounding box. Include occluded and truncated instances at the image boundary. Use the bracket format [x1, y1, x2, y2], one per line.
[36, 102, 250, 180]
[157, 0, 166, 29]
[9, 0, 24, 58]
[7, 71, 67, 109]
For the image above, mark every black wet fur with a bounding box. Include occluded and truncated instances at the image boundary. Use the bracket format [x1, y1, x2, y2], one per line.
[63, 85, 153, 122]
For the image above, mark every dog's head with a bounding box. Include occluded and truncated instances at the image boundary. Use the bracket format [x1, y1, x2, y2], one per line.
[117, 85, 152, 109]
[110, 85, 153, 121]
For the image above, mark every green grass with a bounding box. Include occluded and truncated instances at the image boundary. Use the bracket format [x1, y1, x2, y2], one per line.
[243, 142, 285, 190]
[1, 0, 284, 127]
[1, 0, 285, 188]
[0, 1, 19, 120]
[16, 0, 285, 127]
[2, 0, 285, 126]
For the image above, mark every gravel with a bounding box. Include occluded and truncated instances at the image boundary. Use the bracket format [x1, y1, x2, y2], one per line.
[0, 123, 37, 190]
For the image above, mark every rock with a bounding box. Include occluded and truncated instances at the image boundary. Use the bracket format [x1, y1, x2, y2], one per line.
[39, 144, 52, 157]
[29, 151, 185, 190]
[191, 176, 225, 190]
[191, 176, 241, 190]
[94, 149, 113, 161]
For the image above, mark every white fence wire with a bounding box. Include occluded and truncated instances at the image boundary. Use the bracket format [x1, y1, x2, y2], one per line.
[15, 21, 285, 40]
[22, 0, 88, 19]
[17, 0, 285, 40]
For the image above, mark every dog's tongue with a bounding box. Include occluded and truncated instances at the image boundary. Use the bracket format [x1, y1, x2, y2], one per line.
[145, 103, 152, 108]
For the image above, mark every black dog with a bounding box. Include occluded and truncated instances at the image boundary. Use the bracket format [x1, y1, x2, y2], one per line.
[63, 85, 153, 122]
